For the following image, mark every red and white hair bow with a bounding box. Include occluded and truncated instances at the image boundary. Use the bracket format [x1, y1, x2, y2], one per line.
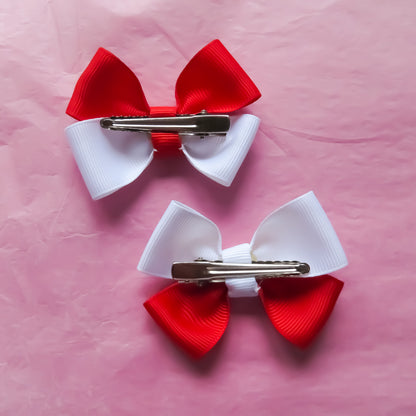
[65, 40, 261, 199]
[138, 192, 348, 358]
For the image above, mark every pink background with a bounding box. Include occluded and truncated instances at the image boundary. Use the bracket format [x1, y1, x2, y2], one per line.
[1, 0, 416, 414]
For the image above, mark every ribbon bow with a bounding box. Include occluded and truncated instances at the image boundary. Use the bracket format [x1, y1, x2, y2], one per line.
[138, 192, 348, 358]
[65, 40, 261, 199]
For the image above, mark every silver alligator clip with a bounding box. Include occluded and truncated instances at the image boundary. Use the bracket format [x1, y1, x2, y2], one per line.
[100, 110, 230, 138]
[171, 260, 310, 283]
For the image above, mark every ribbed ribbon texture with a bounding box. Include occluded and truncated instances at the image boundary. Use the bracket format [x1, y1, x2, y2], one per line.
[138, 193, 348, 358]
[144, 282, 230, 359]
[259, 276, 344, 348]
[66, 39, 261, 156]
[145, 276, 343, 358]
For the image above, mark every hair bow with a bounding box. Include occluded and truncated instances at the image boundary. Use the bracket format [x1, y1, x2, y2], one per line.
[138, 192, 348, 358]
[65, 40, 261, 199]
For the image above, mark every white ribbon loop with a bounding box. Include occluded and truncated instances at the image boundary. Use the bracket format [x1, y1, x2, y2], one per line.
[137, 192, 348, 298]
[250, 192, 348, 277]
[138, 201, 222, 279]
[182, 115, 260, 186]
[65, 114, 260, 200]
[65, 119, 154, 200]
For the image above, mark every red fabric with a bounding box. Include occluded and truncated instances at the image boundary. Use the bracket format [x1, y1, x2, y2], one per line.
[145, 276, 343, 358]
[66, 47, 150, 120]
[259, 275, 344, 348]
[149, 107, 182, 156]
[144, 282, 230, 359]
[175, 39, 261, 114]
[66, 40, 261, 155]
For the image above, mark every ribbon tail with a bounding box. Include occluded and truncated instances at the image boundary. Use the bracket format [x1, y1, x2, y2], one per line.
[259, 276, 344, 348]
[67, 47, 150, 120]
[144, 282, 229, 359]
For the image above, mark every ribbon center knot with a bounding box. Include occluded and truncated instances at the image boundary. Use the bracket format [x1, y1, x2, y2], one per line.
[222, 243, 259, 297]
[149, 107, 182, 156]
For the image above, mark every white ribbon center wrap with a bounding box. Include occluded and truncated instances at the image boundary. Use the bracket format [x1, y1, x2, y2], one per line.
[222, 244, 259, 297]
[137, 192, 348, 299]
[65, 115, 260, 200]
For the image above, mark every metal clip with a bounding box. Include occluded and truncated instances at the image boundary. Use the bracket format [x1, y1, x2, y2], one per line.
[172, 260, 310, 283]
[100, 110, 230, 138]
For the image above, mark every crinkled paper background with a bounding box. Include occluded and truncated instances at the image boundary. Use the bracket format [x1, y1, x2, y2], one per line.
[1, 0, 415, 414]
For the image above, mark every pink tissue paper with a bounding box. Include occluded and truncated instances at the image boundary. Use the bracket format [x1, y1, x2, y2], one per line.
[1, 0, 415, 414]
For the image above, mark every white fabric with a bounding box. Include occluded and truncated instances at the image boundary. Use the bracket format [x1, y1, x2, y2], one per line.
[137, 192, 348, 298]
[222, 244, 259, 297]
[65, 114, 260, 200]
[250, 191, 349, 277]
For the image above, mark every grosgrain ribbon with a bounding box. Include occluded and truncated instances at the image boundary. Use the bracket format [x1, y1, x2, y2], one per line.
[138, 192, 348, 358]
[65, 40, 261, 199]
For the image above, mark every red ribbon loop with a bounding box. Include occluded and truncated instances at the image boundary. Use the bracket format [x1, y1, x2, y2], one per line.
[66, 40, 261, 156]
[66, 47, 150, 120]
[144, 276, 343, 358]
[144, 282, 230, 359]
[259, 276, 344, 348]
